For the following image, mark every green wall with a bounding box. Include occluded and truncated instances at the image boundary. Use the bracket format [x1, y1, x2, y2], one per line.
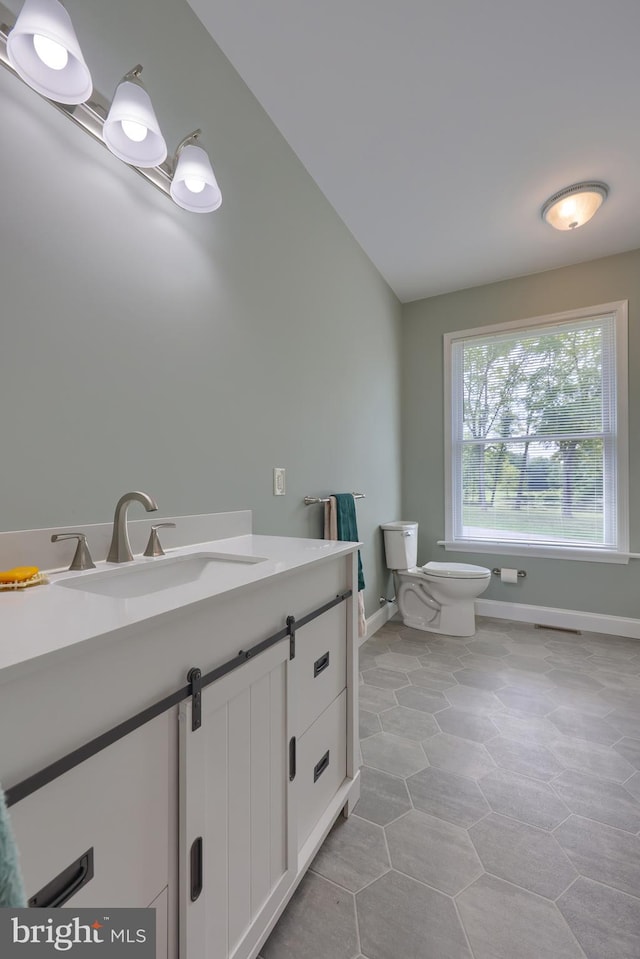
[0, 0, 402, 616]
[402, 249, 640, 618]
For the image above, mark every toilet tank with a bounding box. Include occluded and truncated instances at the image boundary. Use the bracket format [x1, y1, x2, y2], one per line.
[381, 522, 418, 570]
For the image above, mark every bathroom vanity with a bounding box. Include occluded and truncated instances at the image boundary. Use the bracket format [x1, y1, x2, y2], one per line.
[0, 512, 360, 959]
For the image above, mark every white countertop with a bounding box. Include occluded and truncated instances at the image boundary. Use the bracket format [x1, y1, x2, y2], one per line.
[0, 534, 359, 681]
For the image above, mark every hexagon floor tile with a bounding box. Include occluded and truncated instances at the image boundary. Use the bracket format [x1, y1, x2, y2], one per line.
[457, 874, 583, 959]
[374, 651, 422, 672]
[468, 812, 577, 898]
[357, 871, 472, 959]
[614, 737, 640, 770]
[395, 684, 449, 714]
[386, 809, 483, 895]
[548, 707, 619, 746]
[264, 619, 640, 959]
[479, 767, 570, 829]
[444, 683, 502, 714]
[489, 710, 558, 746]
[423, 732, 496, 780]
[436, 706, 499, 743]
[354, 765, 411, 825]
[408, 666, 458, 691]
[359, 709, 382, 739]
[261, 871, 358, 959]
[379, 705, 439, 741]
[557, 877, 640, 959]
[496, 686, 555, 717]
[554, 815, 640, 899]
[550, 736, 636, 783]
[486, 735, 564, 782]
[552, 769, 640, 833]
[452, 667, 507, 691]
[358, 684, 398, 713]
[361, 667, 410, 690]
[407, 766, 490, 827]
[310, 814, 390, 893]
[361, 732, 428, 778]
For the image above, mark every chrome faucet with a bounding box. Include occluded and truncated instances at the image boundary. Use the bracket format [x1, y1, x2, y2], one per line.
[106, 491, 158, 563]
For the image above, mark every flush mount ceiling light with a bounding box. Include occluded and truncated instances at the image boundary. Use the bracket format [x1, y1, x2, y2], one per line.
[170, 131, 222, 213]
[6, 0, 92, 104]
[0, 1, 222, 213]
[103, 66, 167, 168]
[541, 181, 609, 231]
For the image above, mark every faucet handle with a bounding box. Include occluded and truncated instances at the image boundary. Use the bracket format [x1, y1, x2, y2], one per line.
[143, 523, 176, 558]
[51, 533, 96, 571]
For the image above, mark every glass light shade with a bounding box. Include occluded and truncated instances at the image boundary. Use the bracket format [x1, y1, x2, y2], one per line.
[170, 144, 222, 213]
[33, 34, 68, 70]
[103, 80, 167, 168]
[541, 182, 608, 231]
[7, 0, 92, 104]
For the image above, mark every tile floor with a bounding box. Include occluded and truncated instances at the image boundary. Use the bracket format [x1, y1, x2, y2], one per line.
[260, 616, 640, 959]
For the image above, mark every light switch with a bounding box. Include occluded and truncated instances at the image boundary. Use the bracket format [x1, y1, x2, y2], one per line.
[273, 467, 286, 496]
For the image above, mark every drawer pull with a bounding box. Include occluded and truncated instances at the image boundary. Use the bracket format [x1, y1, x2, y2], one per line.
[190, 837, 203, 902]
[313, 750, 330, 783]
[28, 847, 94, 908]
[313, 651, 330, 678]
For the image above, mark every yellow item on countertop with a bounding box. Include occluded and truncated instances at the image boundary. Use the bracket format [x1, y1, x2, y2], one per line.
[0, 567, 48, 590]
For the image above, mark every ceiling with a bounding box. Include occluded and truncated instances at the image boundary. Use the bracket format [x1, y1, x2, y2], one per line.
[186, 0, 640, 303]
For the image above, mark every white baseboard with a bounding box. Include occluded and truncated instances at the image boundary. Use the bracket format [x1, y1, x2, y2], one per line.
[363, 602, 399, 644]
[475, 598, 640, 640]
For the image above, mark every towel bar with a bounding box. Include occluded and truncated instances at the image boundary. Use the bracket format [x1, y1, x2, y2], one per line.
[304, 493, 365, 506]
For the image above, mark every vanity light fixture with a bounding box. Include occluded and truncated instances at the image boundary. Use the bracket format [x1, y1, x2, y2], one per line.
[541, 181, 609, 231]
[103, 66, 167, 168]
[0, 0, 221, 212]
[6, 0, 92, 104]
[170, 131, 222, 213]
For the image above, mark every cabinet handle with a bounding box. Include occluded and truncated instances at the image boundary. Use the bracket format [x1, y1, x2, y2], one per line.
[313, 651, 330, 678]
[28, 847, 94, 908]
[289, 737, 297, 782]
[313, 750, 330, 783]
[190, 837, 203, 902]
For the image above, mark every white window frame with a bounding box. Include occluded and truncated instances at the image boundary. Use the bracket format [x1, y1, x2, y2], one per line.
[443, 301, 629, 564]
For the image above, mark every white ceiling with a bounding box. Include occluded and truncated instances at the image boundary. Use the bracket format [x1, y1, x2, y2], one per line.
[187, 0, 640, 303]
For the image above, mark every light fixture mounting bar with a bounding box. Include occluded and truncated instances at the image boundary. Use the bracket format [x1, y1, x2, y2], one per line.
[0, 6, 174, 201]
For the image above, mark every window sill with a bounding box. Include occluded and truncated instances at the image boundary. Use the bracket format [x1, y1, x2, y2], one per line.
[437, 540, 632, 565]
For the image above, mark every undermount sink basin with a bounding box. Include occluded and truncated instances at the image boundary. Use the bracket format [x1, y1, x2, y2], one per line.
[54, 552, 268, 599]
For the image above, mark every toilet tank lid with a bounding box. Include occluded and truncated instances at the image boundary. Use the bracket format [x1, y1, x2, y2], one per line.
[381, 521, 418, 530]
[422, 561, 491, 579]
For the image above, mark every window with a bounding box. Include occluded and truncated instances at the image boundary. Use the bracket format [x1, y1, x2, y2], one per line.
[444, 302, 628, 561]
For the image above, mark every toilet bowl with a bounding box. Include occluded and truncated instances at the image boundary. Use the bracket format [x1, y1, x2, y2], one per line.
[381, 522, 490, 637]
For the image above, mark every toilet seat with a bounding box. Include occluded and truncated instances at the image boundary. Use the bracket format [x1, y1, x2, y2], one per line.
[421, 561, 490, 580]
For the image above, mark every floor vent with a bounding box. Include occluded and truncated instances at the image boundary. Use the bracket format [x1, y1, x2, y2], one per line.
[534, 623, 582, 635]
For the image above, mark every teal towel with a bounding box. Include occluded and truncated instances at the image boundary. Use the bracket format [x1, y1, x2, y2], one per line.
[333, 493, 365, 592]
[0, 786, 26, 907]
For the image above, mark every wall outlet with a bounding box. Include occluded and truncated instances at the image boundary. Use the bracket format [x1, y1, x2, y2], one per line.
[273, 467, 286, 496]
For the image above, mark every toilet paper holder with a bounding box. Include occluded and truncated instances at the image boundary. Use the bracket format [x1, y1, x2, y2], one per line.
[492, 568, 527, 578]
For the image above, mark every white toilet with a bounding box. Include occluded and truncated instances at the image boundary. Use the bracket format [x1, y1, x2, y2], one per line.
[381, 522, 491, 637]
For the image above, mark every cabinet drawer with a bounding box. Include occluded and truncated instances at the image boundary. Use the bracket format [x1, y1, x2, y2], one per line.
[296, 604, 346, 736]
[297, 690, 347, 848]
[9, 712, 171, 910]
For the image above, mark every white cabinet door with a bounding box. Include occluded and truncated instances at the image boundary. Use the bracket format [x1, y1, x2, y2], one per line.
[10, 713, 172, 914]
[179, 639, 295, 959]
